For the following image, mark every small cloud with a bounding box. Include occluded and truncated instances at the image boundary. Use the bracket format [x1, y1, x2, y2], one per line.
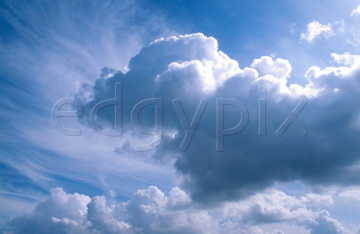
[351, 5, 360, 16]
[109, 189, 116, 198]
[338, 187, 360, 201]
[250, 56, 292, 79]
[301, 21, 334, 43]
[331, 52, 357, 66]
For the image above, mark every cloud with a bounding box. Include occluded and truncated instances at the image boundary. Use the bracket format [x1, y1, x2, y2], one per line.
[9, 186, 354, 234]
[3, 0, 360, 233]
[73, 33, 360, 205]
[221, 189, 349, 234]
[125, 186, 213, 234]
[219, 223, 285, 234]
[338, 187, 360, 201]
[304, 52, 360, 96]
[305, 210, 349, 234]
[331, 52, 359, 66]
[86, 196, 131, 233]
[351, 5, 360, 16]
[0, 0, 176, 227]
[251, 56, 292, 80]
[9, 188, 92, 234]
[301, 21, 334, 43]
[9, 186, 213, 234]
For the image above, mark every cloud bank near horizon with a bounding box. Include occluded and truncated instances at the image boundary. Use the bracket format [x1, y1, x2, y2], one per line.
[10, 186, 356, 234]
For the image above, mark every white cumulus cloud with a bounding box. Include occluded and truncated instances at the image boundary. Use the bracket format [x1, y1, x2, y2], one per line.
[9, 186, 214, 234]
[9, 186, 354, 234]
[301, 21, 334, 43]
[74, 33, 360, 206]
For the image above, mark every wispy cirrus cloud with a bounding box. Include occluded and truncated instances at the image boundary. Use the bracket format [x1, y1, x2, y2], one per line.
[0, 0, 175, 231]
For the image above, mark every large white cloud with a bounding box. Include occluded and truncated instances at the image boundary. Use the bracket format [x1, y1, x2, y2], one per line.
[72, 33, 360, 205]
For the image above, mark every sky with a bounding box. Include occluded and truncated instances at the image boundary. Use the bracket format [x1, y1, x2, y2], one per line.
[1, 0, 360, 233]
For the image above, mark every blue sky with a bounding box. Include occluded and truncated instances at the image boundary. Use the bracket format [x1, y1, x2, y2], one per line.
[1, 0, 360, 233]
